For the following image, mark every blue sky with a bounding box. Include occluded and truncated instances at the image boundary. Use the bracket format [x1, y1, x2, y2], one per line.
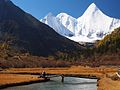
[11, 0, 120, 20]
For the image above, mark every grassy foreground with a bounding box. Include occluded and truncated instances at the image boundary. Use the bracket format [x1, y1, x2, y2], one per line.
[0, 66, 119, 90]
[0, 74, 49, 89]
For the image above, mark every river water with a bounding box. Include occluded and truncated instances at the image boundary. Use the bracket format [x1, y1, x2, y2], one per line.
[3, 77, 97, 90]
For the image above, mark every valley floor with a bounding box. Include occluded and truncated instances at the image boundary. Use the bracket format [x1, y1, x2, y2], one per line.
[0, 66, 119, 90]
[0, 74, 49, 89]
[98, 75, 120, 90]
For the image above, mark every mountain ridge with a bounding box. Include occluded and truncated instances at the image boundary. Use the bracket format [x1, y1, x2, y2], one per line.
[0, 0, 83, 57]
[41, 3, 120, 43]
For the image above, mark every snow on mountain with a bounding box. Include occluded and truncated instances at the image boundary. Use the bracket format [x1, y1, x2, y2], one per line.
[77, 3, 120, 40]
[41, 3, 120, 43]
[56, 13, 77, 34]
[40, 13, 74, 37]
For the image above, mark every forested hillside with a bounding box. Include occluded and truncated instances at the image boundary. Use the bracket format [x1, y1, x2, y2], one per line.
[96, 27, 120, 53]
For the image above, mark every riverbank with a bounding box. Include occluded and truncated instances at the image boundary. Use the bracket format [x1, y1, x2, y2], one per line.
[0, 74, 50, 89]
[1, 66, 117, 77]
[0, 66, 119, 90]
[97, 74, 120, 90]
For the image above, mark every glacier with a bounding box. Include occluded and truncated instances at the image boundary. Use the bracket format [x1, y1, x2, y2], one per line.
[41, 3, 120, 43]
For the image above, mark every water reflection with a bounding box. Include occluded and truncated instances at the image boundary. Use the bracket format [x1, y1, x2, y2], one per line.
[3, 77, 97, 90]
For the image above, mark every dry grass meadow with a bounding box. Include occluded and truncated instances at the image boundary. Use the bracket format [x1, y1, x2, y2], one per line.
[0, 66, 120, 90]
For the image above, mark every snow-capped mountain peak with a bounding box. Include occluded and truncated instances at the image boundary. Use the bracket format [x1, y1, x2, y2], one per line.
[81, 3, 99, 17]
[41, 12, 54, 23]
[57, 13, 77, 34]
[77, 3, 114, 39]
[89, 3, 97, 8]
[57, 12, 75, 20]
[41, 3, 120, 43]
[41, 12, 74, 37]
[45, 12, 54, 18]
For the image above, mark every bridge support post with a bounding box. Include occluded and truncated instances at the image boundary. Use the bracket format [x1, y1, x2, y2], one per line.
[61, 75, 64, 83]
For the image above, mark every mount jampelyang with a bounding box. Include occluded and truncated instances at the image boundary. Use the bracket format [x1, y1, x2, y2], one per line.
[41, 3, 120, 43]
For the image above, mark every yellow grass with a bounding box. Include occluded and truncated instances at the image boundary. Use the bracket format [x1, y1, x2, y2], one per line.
[0, 74, 44, 85]
[0, 66, 119, 90]
[2, 66, 117, 78]
[98, 75, 120, 90]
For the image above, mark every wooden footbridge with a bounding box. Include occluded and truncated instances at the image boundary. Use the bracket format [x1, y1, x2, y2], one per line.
[44, 75, 65, 82]
[41, 74, 98, 83]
